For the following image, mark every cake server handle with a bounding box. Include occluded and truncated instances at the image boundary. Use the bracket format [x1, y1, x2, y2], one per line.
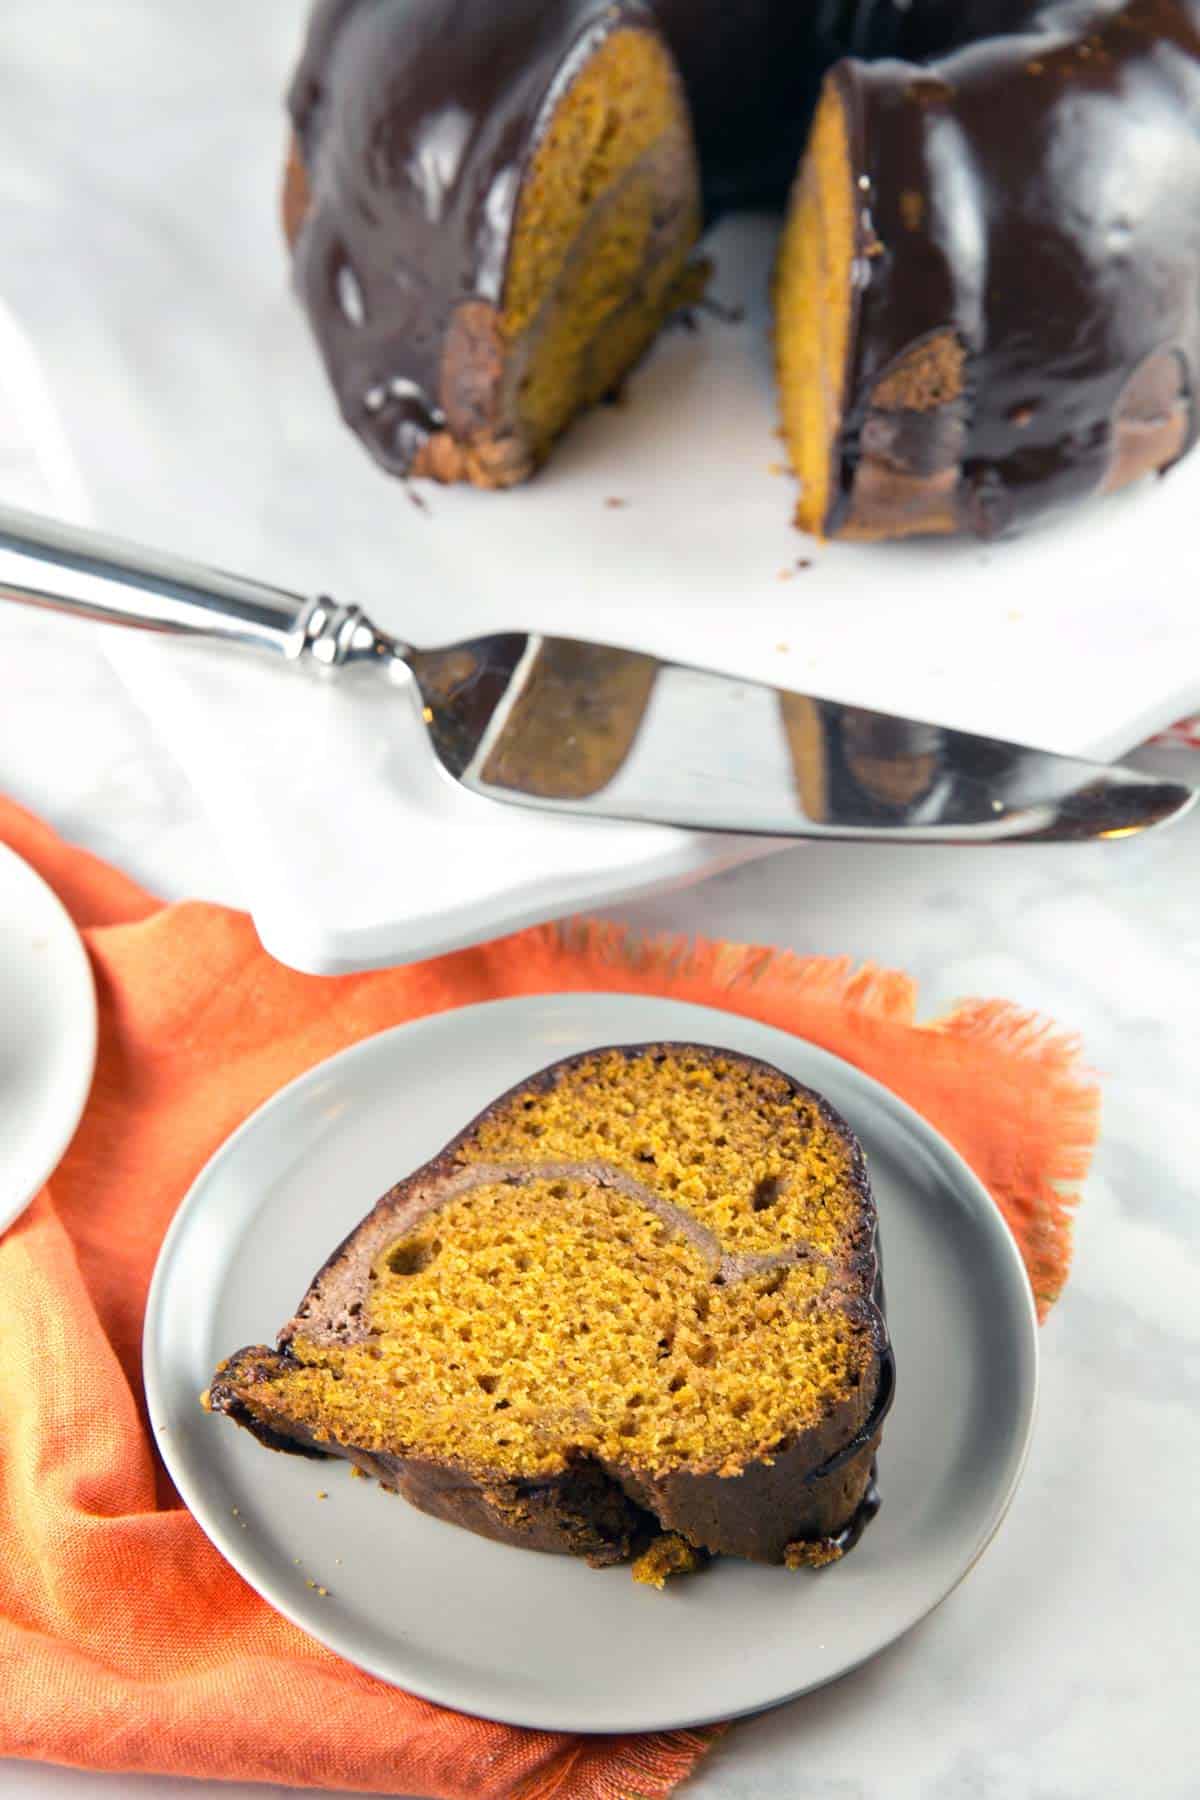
[0, 503, 410, 673]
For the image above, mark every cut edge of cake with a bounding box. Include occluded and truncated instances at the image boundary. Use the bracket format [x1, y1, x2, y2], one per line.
[207, 1044, 894, 1573]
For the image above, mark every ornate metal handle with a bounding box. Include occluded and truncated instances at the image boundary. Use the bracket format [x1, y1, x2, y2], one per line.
[0, 502, 407, 672]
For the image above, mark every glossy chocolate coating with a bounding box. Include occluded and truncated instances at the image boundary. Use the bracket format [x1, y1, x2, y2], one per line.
[284, 1, 1004, 477]
[866, 0, 1050, 56]
[832, 1, 1200, 535]
[287, 0, 661, 475]
[288, 0, 1200, 523]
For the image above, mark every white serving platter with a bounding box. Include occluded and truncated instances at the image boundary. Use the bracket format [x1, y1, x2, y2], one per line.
[5, 215, 1199, 972]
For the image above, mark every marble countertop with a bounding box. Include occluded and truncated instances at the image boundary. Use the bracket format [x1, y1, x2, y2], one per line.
[1, 4, 1198, 1797]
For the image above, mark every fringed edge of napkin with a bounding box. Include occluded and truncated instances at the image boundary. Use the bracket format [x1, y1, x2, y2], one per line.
[513, 1724, 730, 1800]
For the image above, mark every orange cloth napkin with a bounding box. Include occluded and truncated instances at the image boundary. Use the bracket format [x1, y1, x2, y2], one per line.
[0, 796, 1098, 1799]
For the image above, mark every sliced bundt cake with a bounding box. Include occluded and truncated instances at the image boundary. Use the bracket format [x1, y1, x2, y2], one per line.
[284, 0, 702, 488]
[287, 0, 1200, 537]
[207, 1044, 894, 1571]
[775, 11, 1200, 539]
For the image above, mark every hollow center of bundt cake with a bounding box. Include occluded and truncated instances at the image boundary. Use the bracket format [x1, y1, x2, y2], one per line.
[258, 1049, 875, 1481]
[499, 24, 700, 460]
[775, 76, 857, 538]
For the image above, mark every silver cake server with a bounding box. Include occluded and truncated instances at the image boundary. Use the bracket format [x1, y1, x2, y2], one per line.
[0, 502, 1192, 843]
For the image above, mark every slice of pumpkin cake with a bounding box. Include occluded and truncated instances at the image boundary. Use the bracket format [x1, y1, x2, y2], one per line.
[207, 1043, 893, 1571]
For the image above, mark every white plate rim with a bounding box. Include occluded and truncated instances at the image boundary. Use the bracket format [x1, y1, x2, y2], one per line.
[143, 992, 1039, 1733]
[0, 840, 97, 1231]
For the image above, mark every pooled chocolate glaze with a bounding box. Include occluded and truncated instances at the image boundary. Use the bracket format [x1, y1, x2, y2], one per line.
[833, 1466, 882, 1555]
[832, 1, 1200, 535]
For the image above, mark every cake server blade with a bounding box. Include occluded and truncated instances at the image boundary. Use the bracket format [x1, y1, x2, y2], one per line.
[406, 634, 1194, 841]
[0, 502, 1193, 844]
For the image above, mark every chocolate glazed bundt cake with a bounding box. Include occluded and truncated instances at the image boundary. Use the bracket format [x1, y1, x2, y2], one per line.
[207, 1045, 894, 1577]
[283, 0, 704, 489]
[283, 0, 1200, 539]
[779, 2, 1200, 538]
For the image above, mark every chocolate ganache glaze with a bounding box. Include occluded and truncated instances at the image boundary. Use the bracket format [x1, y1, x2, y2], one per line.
[285, 0, 1200, 534]
[829, 1, 1200, 536]
[286, 0, 651, 475]
[281, 1, 925, 480]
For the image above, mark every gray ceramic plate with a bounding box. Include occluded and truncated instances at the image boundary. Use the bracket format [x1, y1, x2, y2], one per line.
[143, 993, 1038, 1734]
